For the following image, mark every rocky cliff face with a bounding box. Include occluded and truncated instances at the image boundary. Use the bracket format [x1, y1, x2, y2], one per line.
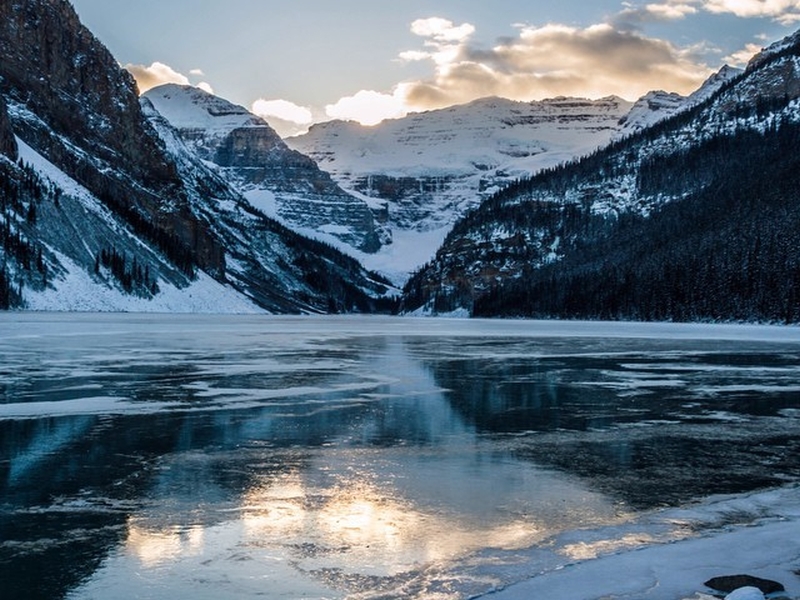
[0, 0, 393, 313]
[144, 84, 384, 253]
[0, 0, 224, 275]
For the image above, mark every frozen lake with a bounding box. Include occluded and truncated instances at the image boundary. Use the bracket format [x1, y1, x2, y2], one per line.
[2, 314, 800, 600]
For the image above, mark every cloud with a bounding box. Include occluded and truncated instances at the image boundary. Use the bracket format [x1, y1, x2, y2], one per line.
[325, 90, 407, 126]
[252, 99, 314, 125]
[393, 20, 712, 111]
[629, 0, 800, 24]
[410, 17, 476, 43]
[308, 2, 798, 128]
[702, 0, 800, 23]
[125, 61, 214, 95]
[724, 41, 764, 65]
[125, 61, 190, 93]
[196, 82, 215, 94]
[614, 1, 699, 28]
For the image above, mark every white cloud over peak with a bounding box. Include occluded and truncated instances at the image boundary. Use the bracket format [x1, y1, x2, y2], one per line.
[196, 82, 215, 94]
[725, 41, 765, 65]
[325, 90, 408, 126]
[126, 61, 189, 93]
[125, 61, 214, 95]
[252, 99, 314, 125]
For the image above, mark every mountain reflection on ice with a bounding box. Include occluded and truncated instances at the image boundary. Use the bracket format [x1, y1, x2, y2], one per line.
[1, 314, 800, 600]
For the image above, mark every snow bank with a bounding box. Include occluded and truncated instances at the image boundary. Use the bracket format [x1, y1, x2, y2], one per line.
[482, 484, 800, 600]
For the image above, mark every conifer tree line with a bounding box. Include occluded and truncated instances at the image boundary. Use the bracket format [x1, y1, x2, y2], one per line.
[97, 190, 196, 278]
[95, 246, 159, 297]
[471, 120, 800, 322]
[1, 159, 48, 308]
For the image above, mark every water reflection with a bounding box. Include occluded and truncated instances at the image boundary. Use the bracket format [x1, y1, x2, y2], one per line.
[1, 315, 800, 599]
[125, 522, 205, 568]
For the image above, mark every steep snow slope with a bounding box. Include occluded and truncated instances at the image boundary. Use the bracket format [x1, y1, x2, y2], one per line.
[7, 136, 259, 312]
[144, 84, 385, 253]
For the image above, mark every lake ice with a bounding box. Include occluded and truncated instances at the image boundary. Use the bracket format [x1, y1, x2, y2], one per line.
[1, 314, 799, 599]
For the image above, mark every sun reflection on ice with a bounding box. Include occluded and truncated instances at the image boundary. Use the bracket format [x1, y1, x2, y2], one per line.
[124, 520, 205, 568]
[238, 470, 543, 577]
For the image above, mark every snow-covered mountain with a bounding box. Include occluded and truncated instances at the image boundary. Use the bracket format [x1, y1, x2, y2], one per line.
[401, 30, 800, 320]
[144, 84, 386, 253]
[0, 0, 392, 313]
[287, 96, 634, 281]
[285, 66, 739, 284]
[615, 65, 742, 138]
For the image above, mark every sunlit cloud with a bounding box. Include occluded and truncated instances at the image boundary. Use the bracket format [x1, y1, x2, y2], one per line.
[300, 2, 794, 129]
[614, 1, 699, 27]
[410, 17, 476, 43]
[126, 61, 189, 93]
[702, 0, 800, 23]
[393, 19, 712, 111]
[634, 0, 800, 24]
[725, 41, 765, 65]
[325, 89, 408, 126]
[251, 98, 316, 137]
[125, 61, 214, 95]
[252, 99, 314, 125]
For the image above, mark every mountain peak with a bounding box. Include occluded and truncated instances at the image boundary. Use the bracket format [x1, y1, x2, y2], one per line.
[746, 27, 800, 70]
[145, 84, 385, 253]
[688, 64, 743, 104]
[145, 84, 268, 133]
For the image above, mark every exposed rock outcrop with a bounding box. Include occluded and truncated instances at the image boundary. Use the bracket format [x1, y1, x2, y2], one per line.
[705, 575, 785, 596]
[0, 0, 224, 275]
[144, 84, 383, 253]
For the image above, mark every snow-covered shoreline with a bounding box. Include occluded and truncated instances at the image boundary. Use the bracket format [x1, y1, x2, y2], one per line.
[480, 483, 800, 600]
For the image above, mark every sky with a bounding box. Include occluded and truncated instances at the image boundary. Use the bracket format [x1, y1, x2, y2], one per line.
[69, 0, 800, 136]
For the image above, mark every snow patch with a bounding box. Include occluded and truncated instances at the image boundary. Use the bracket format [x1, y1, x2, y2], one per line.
[24, 252, 263, 314]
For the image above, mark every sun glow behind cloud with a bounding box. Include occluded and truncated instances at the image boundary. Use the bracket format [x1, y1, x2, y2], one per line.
[390, 16, 713, 116]
[324, 90, 408, 126]
[251, 99, 313, 126]
[269, 13, 716, 128]
[127, 1, 800, 132]
[125, 61, 213, 95]
[318, 0, 800, 127]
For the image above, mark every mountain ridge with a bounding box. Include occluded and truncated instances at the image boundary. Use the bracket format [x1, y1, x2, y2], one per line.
[285, 67, 740, 283]
[400, 28, 800, 322]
